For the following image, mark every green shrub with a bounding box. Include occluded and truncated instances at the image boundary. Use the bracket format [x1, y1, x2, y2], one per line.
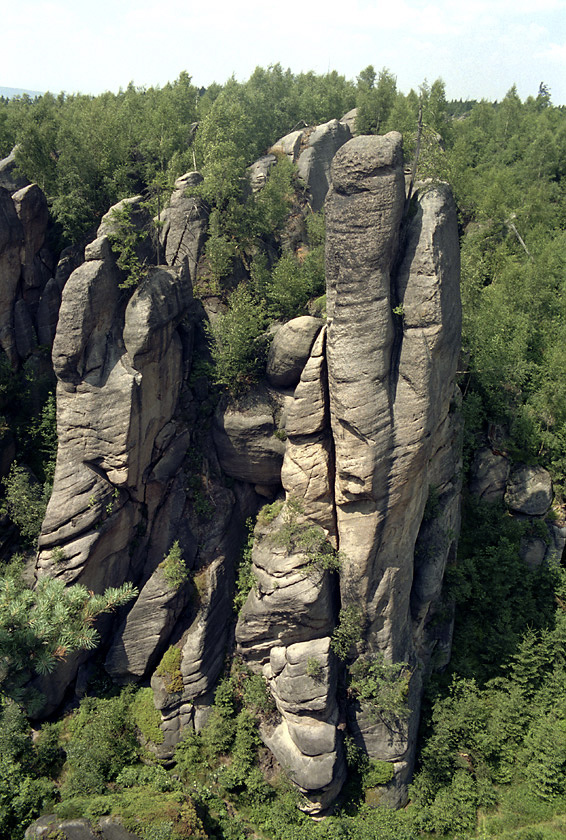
[348, 653, 411, 721]
[253, 153, 296, 235]
[33, 720, 64, 779]
[206, 286, 269, 394]
[159, 541, 188, 590]
[218, 709, 261, 791]
[305, 209, 325, 246]
[414, 769, 479, 836]
[174, 729, 203, 779]
[0, 756, 55, 840]
[131, 688, 164, 745]
[257, 500, 284, 525]
[62, 690, 138, 796]
[269, 498, 341, 573]
[298, 526, 342, 573]
[155, 646, 183, 694]
[116, 764, 178, 792]
[364, 759, 395, 788]
[203, 209, 237, 283]
[200, 709, 237, 761]
[234, 517, 257, 614]
[265, 248, 325, 321]
[522, 712, 566, 800]
[331, 605, 364, 660]
[306, 658, 324, 682]
[1, 462, 51, 546]
[213, 672, 238, 717]
[107, 202, 151, 289]
[242, 672, 274, 716]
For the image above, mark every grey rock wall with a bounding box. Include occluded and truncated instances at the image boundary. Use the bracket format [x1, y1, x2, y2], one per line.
[0, 182, 57, 369]
[326, 136, 461, 796]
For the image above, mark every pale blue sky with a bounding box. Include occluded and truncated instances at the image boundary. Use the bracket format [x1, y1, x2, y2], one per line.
[4, 0, 566, 104]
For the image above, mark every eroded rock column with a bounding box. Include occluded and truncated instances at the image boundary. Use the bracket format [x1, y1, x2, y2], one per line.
[325, 134, 461, 796]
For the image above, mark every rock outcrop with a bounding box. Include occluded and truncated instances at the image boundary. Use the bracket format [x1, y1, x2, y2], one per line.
[0, 181, 57, 368]
[25, 125, 461, 810]
[25, 815, 141, 839]
[270, 118, 352, 212]
[505, 464, 553, 516]
[235, 134, 462, 810]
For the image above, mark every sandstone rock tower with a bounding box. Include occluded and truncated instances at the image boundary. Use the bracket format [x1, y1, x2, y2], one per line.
[29, 128, 461, 812]
[235, 133, 462, 810]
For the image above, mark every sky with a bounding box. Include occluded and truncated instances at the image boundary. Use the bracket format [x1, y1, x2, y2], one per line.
[3, 0, 566, 105]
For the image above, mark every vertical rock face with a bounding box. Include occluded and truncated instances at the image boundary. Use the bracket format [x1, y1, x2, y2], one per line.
[0, 182, 56, 369]
[325, 135, 462, 795]
[34, 201, 199, 712]
[34, 191, 253, 723]
[236, 134, 461, 810]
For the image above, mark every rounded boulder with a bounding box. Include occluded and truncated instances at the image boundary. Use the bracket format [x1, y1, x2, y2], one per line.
[266, 316, 323, 388]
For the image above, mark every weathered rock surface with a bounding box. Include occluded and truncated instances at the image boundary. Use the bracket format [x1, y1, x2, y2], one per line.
[270, 118, 352, 211]
[31, 180, 265, 728]
[236, 511, 337, 666]
[325, 136, 461, 791]
[236, 493, 342, 812]
[25, 130, 462, 813]
[213, 386, 287, 485]
[25, 815, 141, 839]
[0, 147, 30, 192]
[33, 195, 208, 712]
[0, 179, 58, 368]
[469, 445, 510, 502]
[235, 133, 461, 809]
[13, 184, 49, 288]
[263, 633, 344, 808]
[248, 155, 277, 192]
[159, 172, 207, 280]
[505, 464, 553, 516]
[281, 327, 335, 535]
[0, 186, 25, 364]
[105, 566, 192, 680]
[266, 315, 323, 388]
[520, 536, 547, 568]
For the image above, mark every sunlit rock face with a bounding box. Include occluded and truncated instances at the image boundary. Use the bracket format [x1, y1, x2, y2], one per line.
[236, 133, 462, 811]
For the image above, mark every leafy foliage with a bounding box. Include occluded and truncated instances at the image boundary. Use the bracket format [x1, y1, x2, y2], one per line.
[131, 688, 164, 745]
[2, 68, 566, 840]
[206, 285, 269, 393]
[1, 463, 51, 546]
[331, 605, 364, 660]
[348, 653, 411, 721]
[107, 201, 152, 289]
[62, 690, 139, 796]
[233, 516, 257, 614]
[445, 496, 559, 683]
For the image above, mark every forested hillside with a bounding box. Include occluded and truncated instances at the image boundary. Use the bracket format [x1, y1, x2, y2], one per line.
[1, 66, 566, 840]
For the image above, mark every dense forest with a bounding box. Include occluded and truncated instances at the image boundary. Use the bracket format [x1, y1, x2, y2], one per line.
[1, 65, 566, 840]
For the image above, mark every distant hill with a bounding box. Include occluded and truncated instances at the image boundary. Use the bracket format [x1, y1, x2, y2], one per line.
[0, 86, 43, 99]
